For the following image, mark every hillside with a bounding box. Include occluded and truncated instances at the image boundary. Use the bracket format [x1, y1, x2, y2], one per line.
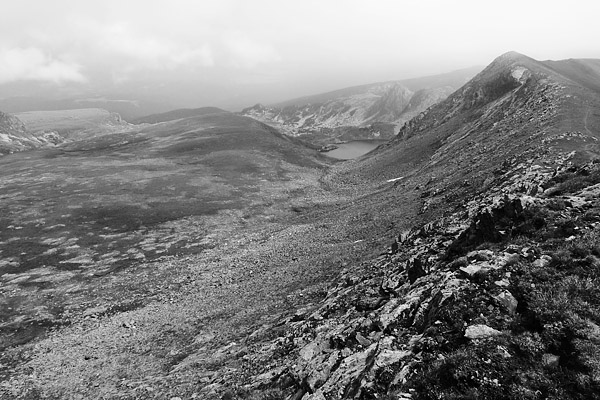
[15, 108, 134, 142]
[0, 110, 331, 352]
[0, 111, 61, 155]
[240, 68, 480, 147]
[2, 52, 600, 400]
[226, 51, 600, 399]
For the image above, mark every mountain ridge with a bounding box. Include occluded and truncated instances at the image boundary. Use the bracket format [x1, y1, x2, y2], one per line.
[272, 66, 482, 108]
[227, 51, 600, 399]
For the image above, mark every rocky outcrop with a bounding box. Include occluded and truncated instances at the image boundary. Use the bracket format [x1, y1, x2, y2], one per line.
[235, 157, 600, 399]
[241, 82, 412, 139]
[0, 111, 58, 155]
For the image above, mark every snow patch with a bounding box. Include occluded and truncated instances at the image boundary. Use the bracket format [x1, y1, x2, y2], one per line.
[386, 177, 404, 183]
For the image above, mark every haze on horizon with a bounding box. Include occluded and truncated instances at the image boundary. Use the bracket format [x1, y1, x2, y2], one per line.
[1, 0, 599, 111]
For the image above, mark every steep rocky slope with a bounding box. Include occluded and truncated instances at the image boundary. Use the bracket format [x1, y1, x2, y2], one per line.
[214, 52, 600, 399]
[241, 68, 479, 147]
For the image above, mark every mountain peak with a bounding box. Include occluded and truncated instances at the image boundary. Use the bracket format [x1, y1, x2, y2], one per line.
[483, 51, 536, 71]
[496, 50, 529, 61]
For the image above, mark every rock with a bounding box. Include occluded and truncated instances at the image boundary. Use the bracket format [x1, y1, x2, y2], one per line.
[391, 241, 399, 254]
[467, 249, 493, 261]
[532, 255, 552, 268]
[564, 195, 588, 209]
[447, 256, 468, 270]
[542, 353, 560, 368]
[399, 230, 411, 243]
[381, 272, 403, 294]
[392, 364, 412, 386]
[305, 351, 341, 392]
[406, 257, 426, 284]
[494, 278, 510, 287]
[499, 253, 521, 267]
[298, 337, 330, 362]
[82, 305, 109, 317]
[355, 332, 371, 347]
[252, 366, 287, 386]
[315, 343, 378, 398]
[374, 349, 412, 369]
[464, 324, 502, 339]
[290, 388, 307, 400]
[494, 291, 518, 314]
[302, 392, 326, 400]
[459, 262, 493, 278]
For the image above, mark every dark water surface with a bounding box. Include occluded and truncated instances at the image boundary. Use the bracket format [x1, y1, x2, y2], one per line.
[324, 140, 387, 160]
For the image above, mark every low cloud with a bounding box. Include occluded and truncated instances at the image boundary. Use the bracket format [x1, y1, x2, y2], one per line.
[0, 47, 86, 84]
[79, 22, 214, 72]
[223, 35, 281, 69]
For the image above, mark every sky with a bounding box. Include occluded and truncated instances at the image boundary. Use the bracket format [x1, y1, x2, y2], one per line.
[1, 0, 599, 110]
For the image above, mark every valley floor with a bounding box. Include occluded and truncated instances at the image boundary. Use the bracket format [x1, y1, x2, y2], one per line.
[0, 156, 414, 399]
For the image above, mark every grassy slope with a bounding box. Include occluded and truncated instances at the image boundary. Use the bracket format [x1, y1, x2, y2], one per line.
[0, 111, 337, 353]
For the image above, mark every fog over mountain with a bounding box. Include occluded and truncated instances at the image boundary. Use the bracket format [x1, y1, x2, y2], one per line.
[1, 0, 599, 114]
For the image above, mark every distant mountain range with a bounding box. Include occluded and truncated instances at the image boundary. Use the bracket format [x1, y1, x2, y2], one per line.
[0, 96, 173, 121]
[241, 67, 481, 146]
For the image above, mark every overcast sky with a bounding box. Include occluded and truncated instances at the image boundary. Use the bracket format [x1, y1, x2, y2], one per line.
[1, 0, 599, 109]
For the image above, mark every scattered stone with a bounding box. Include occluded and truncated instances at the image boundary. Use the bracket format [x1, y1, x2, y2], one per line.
[465, 324, 502, 339]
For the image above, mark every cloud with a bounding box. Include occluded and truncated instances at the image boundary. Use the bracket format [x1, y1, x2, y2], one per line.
[0, 47, 86, 84]
[223, 35, 281, 69]
[75, 21, 214, 72]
